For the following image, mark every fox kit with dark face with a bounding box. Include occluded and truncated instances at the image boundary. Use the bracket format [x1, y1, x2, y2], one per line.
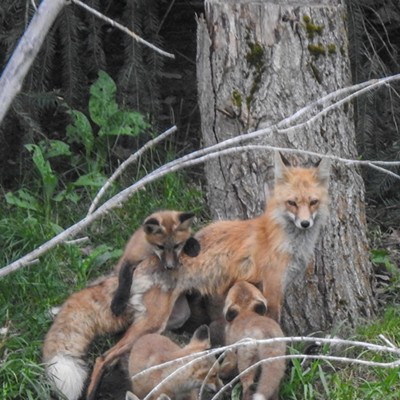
[43, 210, 200, 400]
[128, 325, 222, 400]
[223, 281, 286, 400]
[86, 153, 330, 398]
[111, 210, 200, 317]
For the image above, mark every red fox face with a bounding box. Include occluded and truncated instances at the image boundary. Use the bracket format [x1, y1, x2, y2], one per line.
[273, 152, 330, 230]
[143, 211, 200, 269]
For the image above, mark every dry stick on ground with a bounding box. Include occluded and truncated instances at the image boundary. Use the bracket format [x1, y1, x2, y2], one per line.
[129, 336, 400, 400]
[1, 76, 400, 278]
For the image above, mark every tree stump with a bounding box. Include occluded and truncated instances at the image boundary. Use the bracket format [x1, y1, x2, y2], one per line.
[196, 0, 376, 335]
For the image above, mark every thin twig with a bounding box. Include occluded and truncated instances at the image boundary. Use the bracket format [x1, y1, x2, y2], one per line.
[71, 0, 175, 59]
[87, 126, 178, 215]
[2, 76, 400, 277]
[129, 335, 400, 400]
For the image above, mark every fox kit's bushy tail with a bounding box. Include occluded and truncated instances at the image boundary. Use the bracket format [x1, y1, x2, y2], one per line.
[42, 276, 133, 400]
[45, 354, 87, 400]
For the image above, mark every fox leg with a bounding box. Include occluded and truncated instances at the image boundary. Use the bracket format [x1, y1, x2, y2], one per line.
[237, 347, 258, 400]
[111, 261, 137, 316]
[262, 257, 289, 323]
[86, 287, 177, 400]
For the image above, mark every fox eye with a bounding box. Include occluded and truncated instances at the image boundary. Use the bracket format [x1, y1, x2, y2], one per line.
[156, 244, 165, 250]
[310, 199, 319, 206]
[173, 243, 181, 250]
[287, 200, 297, 207]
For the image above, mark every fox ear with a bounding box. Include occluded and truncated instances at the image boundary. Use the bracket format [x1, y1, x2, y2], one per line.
[183, 237, 201, 257]
[315, 157, 330, 187]
[126, 391, 140, 400]
[192, 324, 210, 342]
[143, 217, 162, 235]
[274, 151, 291, 182]
[177, 212, 195, 230]
[157, 395, 172, 400]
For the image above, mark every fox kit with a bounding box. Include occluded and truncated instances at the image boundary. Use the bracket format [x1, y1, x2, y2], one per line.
[223, 281, 286, 400]
[42, 275, 129, 400]
[128, 325, 222, 400]
[43, 210, 200, 400]
[86, 152, 330, 399]
[112, 210, 200, 317]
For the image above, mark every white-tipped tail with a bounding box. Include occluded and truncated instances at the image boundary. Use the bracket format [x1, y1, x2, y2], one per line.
[45, 354, 87, 400]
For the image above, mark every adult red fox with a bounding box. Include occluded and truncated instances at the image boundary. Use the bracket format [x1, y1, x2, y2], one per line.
[127, 325, 222, 400]
[223, 281, 286, 400]
[112, 210, 200, 317]
[42, 210, 200, 400]
[86, 152, 330, 399]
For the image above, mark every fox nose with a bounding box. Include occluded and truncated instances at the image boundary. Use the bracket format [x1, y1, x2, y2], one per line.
[300, 220, 310, 229]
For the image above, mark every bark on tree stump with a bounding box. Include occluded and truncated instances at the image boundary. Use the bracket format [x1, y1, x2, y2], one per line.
[196, 0, 376, 335]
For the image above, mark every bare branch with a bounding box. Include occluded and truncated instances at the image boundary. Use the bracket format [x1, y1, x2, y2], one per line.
[2, 75, 400, 277]
[129, 335, 400, 400]
[0, 0, 67, 125]
[87, 126, 178, 216]
[71, 0, 175, 59]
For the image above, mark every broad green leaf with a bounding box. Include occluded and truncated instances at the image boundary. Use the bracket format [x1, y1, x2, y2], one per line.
[98, 110, 148, 137]
[5, 190, 40, 211]
[38, 140, 71, 158]
[66, 110, 94, 155]
[89, 70, 119, 127]
[25, 144, 58, 200]
[73, 172, 107, 187]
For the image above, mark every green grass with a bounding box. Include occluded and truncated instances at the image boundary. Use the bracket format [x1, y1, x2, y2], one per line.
[281, 306, 400, 399]
[1, 164, 400, 399]
[0, 170, 205, 400]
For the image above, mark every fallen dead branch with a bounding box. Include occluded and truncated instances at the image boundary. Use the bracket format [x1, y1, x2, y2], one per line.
[1, 75, 400, 278]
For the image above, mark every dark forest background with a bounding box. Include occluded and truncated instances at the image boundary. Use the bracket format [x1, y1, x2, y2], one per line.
[0, 0, 399, 228]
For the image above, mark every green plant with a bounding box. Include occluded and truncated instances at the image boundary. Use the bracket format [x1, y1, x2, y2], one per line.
[280, 306, 400, 399]
[5, 71, 149, 222]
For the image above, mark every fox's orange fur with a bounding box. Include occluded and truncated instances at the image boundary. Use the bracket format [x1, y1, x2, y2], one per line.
[112, 210, 199, 317]
[223, 281, 286, 400]
[114, 210, 197, 273]
[128, 325, 222, 400]
[43, 210, 200, 400]
[42, 276, 129, 400]
[86, 153, 330, 399]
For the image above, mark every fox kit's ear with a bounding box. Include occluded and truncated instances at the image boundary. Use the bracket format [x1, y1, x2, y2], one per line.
[143, 217, 162, 235]
[192, 324, 210, 342]
[177, 212, 195, 230]
[274, 151, 291, 182]
[225, 307, 239, 322]
[126, 391, 140, 400]
[314, 157, 330, 187]
[183, 237, 201, 257]
[157, 395, 172, 400]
